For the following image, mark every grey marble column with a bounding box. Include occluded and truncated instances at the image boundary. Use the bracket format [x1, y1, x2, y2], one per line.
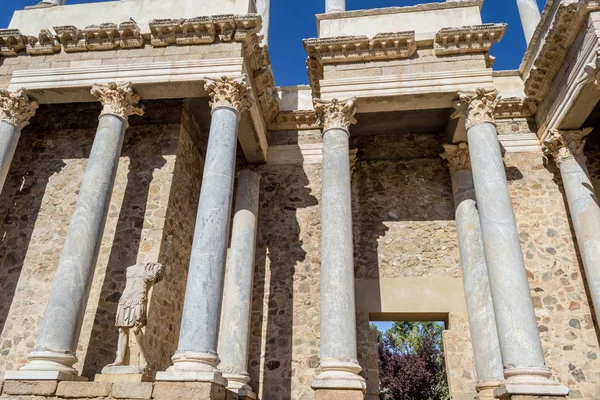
[441, 143, 504, 399]
[218, 170, 261, 399]
[311, 98, 365, 393]
[454, 88, 568, 397]
[10, 83, 142, 380]
[326, 0, 345, 13]
[516, 0, 541, 45]
[0, 89, 38, 194]
[544, 128, 600, 325]
[255, 0, 270, 46]
[157, 76, 250, 385]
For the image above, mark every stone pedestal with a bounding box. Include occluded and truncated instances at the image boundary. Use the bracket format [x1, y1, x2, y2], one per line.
[153, 382, 228, 400]
[157, 77, 250, 386]
[315, 389, 364, 400]
[311, 98, 365, 396]
[441, 143, 504, 398]
[0, 89, 38, 194]
[7, 82, 142, 381]
[453, 89, 568, 398]
[94, 373, 153, 383]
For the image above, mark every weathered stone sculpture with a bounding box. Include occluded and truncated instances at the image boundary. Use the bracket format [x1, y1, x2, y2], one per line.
[103, 262, 164, 375]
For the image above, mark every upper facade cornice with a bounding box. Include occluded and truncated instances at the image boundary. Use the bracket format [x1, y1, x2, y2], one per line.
[434, 23, 507, 56]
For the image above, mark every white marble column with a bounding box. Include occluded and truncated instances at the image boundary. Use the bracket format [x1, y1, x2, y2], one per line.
[255, 0, 270, 46]
[40, 0, 66, 5]
[311, 98, 365, 396]
[453, 88, 568, 398]
[516, 0, 541, 45]
[156, 77, 250, 385]
[544, 128, 600, 326]
[326, 0, 345, 13]
[8, 82, 142, 381]
[218, 169, 261, 399]
[0, 89, 38, 194]
[441, 143, 504, 399]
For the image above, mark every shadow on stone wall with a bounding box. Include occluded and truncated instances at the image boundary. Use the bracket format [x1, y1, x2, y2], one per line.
[249, 163, 318, 400]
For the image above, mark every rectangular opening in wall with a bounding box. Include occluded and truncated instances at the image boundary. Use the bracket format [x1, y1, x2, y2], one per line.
[369, 319, 450, 400]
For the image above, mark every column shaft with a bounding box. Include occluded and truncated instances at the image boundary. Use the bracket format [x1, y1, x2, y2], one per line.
[219, 169, 261, 397]
[559, 157, 600, 322]
[255, 0, 270, 45]
[516, 0, 541, 45]
[25, 114, 128, 374]
[451, 168, 504, 393]
[0, 122, 21, 193]
[468, 122, 545, 370]
[326, 0, 345, 13]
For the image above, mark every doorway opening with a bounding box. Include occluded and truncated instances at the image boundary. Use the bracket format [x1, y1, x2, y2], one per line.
[369, 320, 450, 400]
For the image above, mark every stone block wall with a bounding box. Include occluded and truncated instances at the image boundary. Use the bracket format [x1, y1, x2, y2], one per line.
[0, 100, 206, 379]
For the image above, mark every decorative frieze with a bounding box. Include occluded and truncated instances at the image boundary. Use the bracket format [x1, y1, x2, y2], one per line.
[204, 76, 252, 114]
[0, 29, 26, 56]
[271, 110, 318, 131]
[440, 143, 471, 176]
[494, 97, 537, 119]
[26, 29, 61, 55]
[543, 128, 593, 164]
[452, 88, 499, 129]
[0, 88, 38, 129]
[434, 23, 507, 56]
[303, 31, 416, 64]
[313, 97, 357, 133]
[524, 0, 600, 101]
[91, 82, 144, 120]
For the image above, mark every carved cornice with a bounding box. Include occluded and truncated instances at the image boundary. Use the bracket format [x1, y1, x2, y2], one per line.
[204, 76, 252, 114]
[313, 97, 357, 134]
[26, 29, 61, 55]
[542, 127, 593, 164]
[452, 88, 499, 129]
[440, 143, 471, 176]
[0, 88, 38, 129]
[91, 82, 144, 120]
[271, 110, 318, 131]
[303, 32, 416, 64]
[434, 23, 507, 56]
[0, 30, 26, 56]
[524, 0, 600, 101]
[494, 97, 538, 119]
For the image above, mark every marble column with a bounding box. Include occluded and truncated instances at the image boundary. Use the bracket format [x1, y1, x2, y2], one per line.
[218, 170, 261, 399]
[10, 82, 142, 380]
[440, 143, 504, 399]
[41, 0, 66, 5]
[326, 0, 345, 13]
[311, 98, 365, 396]
[516, 0, 541, 45]
[543, 128, 600, 325]
[255, 0, 271, 46]
[0, 89, 38, 194]
[156, 76, 250, 385]
[453, 88, 568, 398]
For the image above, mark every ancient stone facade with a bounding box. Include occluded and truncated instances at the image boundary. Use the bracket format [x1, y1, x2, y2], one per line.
[0, 0, 599, 400]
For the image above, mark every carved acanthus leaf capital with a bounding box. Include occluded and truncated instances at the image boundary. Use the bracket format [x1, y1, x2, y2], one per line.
[91, 82, 144, 120]
[440, 143, 471, 176]
[543, 128, 593, 164]
[313, 97, 357, 134]
[0, 88, 38, 129]
[204, 76, 251, 114]
[452, 88, 499, 129]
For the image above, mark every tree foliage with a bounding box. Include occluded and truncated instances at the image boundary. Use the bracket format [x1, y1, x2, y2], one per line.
[375, 321, 450, 400]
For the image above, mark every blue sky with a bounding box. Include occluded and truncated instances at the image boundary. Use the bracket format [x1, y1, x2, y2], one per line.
[2, 0, 546, 86]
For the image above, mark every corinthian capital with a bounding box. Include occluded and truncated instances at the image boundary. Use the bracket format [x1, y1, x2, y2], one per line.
[0, 89, 38, 130]
[440, 143, 471, 176]
[91, 82, 144, 120]
[313, 97, 357, 134]
[452, 88, 499, 129]
[204, 76, 251, 114]
[543, 128, 593, 164]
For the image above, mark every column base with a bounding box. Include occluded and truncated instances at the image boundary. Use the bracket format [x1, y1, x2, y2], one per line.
[311, 360, 366, 391]
[314, 389, 365, 400]
[476, 380, 502, 399]
[493, 368, 569, 398]
[6, 351, 85, 381]
[156, 352, 227, 387]
[223, 373, 256, 399]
